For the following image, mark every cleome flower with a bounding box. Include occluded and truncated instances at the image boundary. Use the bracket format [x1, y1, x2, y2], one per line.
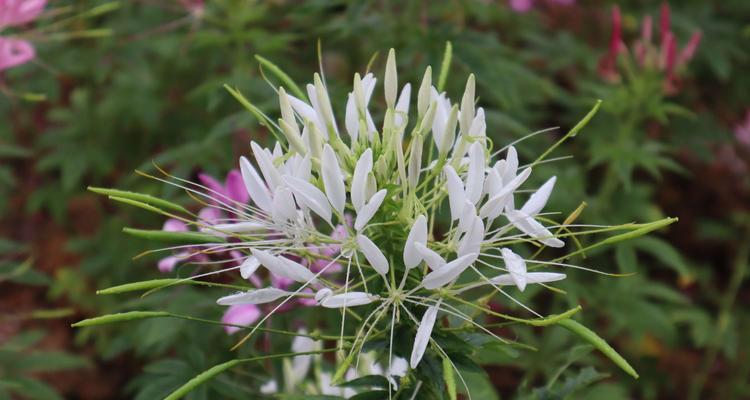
[86, 48, 675, 397]
[144, 49, 579, 392]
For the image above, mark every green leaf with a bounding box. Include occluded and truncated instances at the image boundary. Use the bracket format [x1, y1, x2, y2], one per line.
[97, 278, 248, 295]
[72, 311, 171, 327]
[122, 228, 225, 244]
[339, 375, 389, 389]
[88, 187, 189, 214]
[443, 356, 457, 400]
[558, 319, 638, 379]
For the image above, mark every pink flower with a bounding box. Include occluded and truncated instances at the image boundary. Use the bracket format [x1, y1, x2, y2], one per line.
[735, 111, 750, 148]
[221, 304, 261, 335]
[198, 169, 249, 205]
[0, 37, 33, 70]
[599, 3, 702, 94]
[0, 0, 46, 71]
[0, 0, 46, 29]
[508, 0, 575, 13]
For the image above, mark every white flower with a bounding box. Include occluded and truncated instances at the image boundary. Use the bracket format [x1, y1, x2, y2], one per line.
[410, 301, 441, 368]
[216, 287, 291, 305]
[321, 292, 379, 308]
[251, 249, 317, 283]
[422, 253, 478, 290]
[403, 215, 428, 269]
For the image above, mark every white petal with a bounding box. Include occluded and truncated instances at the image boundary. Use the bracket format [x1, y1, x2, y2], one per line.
[457, 216, 484, 258]
[421, 253, 477, 290]
[385, 49, 398, 108]
[500, 248, 527, 291]
[216, 287, 290, 305]
[283, 175, 332, 224]
[403, 215, 428, 268]
[251, 142, 283, 191]
[240, 256, 260, 279]
[252, 249, 317, 283]
[240, 156, 272, 213]
[490, 272, 566, 286]
[410, 301, 440, 369]
[459, 75, 475, 136]
[345, 93, 359, 141]
[394, 83, 411, 127]
[457, 200, 477, 233]
[414, 242, 445, 270]
[443, 165, 466, 220]
[203, 221, 265, 235]
[502, 146, 519, 183]
[321, 292, 378, 308]
[321, 144, 346, 214]
[271, 186, 297, 225]
[465, 142, 485, 204]
[314, 288, 333, 304]
[507, 209, 565, 248]
[354, 189, 386, 231]
[468, 108, 486, 138]
[290, 329, 315, 381]
[287, 93, 321, 131]
[480, 167, 532, 219]
[351, 149, 373, 212]
[520, 176, 556, 217]
[357, 234, 389, 275]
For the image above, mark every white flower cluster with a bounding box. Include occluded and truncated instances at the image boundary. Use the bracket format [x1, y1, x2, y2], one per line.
[196, 50, 569, 386]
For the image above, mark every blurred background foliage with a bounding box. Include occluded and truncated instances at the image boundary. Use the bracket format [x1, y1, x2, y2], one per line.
[1, 0, 749, 399]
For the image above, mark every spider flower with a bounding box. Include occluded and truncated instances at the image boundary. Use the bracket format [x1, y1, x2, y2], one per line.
[599, 4, 701, 94]
[105, 49, 672, 396]
[0, 0, 46, 71]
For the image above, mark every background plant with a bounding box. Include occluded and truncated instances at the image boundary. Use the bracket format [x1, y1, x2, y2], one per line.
[1, 0, 748, 399]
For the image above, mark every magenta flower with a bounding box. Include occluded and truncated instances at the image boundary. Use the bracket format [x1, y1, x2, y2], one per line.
[599, 3, 702, 93]
[198, 169, 249, 206]
[735, 111, 750, 149]
[221, 304, 261, 335]
[0, 0, 46, 71]
[508, 0, 575, 13]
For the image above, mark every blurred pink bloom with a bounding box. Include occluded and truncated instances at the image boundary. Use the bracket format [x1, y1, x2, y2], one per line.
[222, 304, 261, 335]
[599, 3, 702, 94]
[178, 0, 204, 18]
[0, 0, 46, 71]
[0, 0, 46, 28]
[509, 0, 574, 12]
[0, 37, 33, 70]
[735, 111, 750, 148]
[198, 169, 249, 205]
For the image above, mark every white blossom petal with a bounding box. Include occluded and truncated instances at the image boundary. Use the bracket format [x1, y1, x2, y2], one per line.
[500, 248, 527, 291]
[507, 209, 565, 248]
[351, 149, 373, 212]
[443, 165, 466, 220]
[520, 176, 556, 217]
[321, 144, 346, 214]
[502, 146, 519, 183]
[410, 301, 440, 368]
[314, 288, 333, 304]
[216, 287, 290, 305]
[480, 167, 532, 219]
[239, 156, 272, 213]
[490, 272, 566, 286]
[354, 189, 386, 231]
[321, 292, 378, 308]
[421, 253, 477, 290]
[414, 242, 445, 270]
[240, 256, 260, 279]
[345, 93, 359, 141]
[394, 83, 411, 127]
[252, 249, 316, 283]
[403, 215, 428, 268]
[457, 215, 484, 258]
[357, 234, 389, 275]
[251, 142, 283, 191]
[283, 175, 332, 224]
[465, 142, 485, 204]
[271, 186, 297, 225]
